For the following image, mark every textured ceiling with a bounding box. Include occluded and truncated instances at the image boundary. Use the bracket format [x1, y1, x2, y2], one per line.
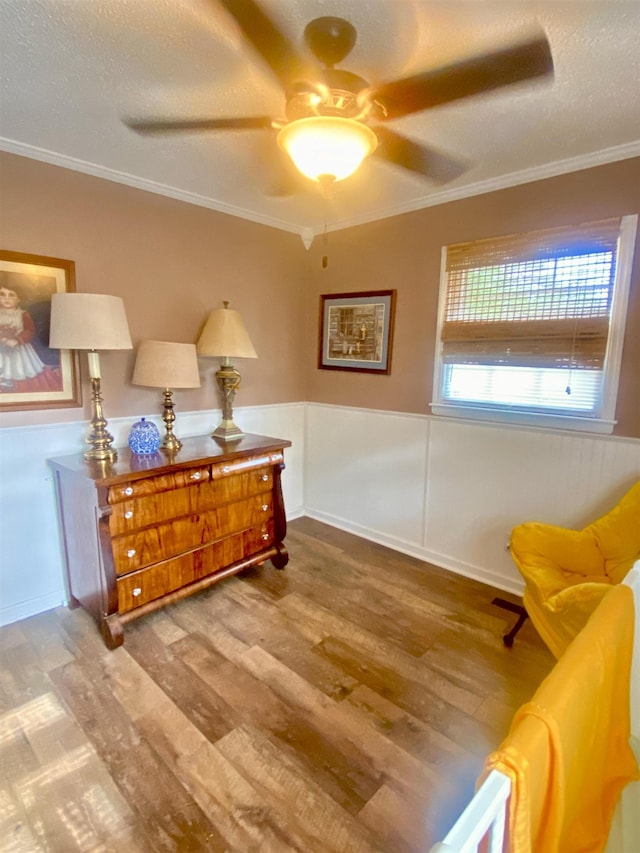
[1, 0, 639, 236]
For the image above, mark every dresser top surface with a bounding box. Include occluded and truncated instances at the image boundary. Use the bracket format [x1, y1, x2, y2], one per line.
[48, 433, 291, 485]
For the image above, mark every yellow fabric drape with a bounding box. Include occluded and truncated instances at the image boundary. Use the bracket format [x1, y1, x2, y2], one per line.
[482, 583, 638, 853]
[510, 480, 640, 659]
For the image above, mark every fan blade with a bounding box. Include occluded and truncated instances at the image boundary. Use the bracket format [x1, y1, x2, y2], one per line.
[373, 127, 468, 183]
[124, 116, 275, 134]
[215, 0, 307, 89]
[372, 34, 553, 119]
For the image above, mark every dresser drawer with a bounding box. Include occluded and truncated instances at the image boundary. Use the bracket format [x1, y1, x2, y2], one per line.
[109, 465, 211, 504]
[109, 466, 274, 535]
[117, 532, 246, 612]
[210, 451, 283, 479]
[117, 519, 275, 613]
[111, 492, 273, 574]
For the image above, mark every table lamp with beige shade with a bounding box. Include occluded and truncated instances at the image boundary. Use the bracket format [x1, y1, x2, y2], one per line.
[196, 301, 257, 441]
[132, 339, 201, 452]
[49, 292, 132, 463]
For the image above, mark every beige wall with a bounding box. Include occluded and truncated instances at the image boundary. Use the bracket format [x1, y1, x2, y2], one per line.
[306, 158, 640, 438]
[1, 152, 639, 437]
[0, 152, 309, 427]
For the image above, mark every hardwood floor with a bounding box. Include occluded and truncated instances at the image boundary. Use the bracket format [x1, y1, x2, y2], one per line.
[0, 517, 554, 852]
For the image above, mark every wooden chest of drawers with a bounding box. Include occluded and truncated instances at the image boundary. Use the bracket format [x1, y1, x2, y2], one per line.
[49, 433, 290, 649]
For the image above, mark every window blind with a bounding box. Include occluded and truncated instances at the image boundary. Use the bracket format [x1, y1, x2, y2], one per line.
[442, 218, 621, 371]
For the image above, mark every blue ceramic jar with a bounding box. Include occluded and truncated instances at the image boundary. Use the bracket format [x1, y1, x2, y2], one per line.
[128, 417, 161, 454]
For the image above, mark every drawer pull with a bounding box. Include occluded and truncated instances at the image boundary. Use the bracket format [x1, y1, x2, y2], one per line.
[132, 587, 142, 597]
[124, 487, 133, 497]
[262, 533, 269, 541]
[222, 466, 230, 473]
[262, 504, 268, 511]
[262, 474, 269, 481]
[190, 471, 201, 480]
[127, 549, 136, 558]
[124, 510, 133, 519]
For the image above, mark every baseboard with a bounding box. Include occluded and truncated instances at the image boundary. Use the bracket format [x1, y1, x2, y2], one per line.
[0, 591, 65, 627]
[303, 507, 525, 597]
[286, 506, 305, 521]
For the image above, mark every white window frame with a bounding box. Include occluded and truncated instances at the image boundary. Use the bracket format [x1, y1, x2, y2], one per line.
[431, 214, 637, 434]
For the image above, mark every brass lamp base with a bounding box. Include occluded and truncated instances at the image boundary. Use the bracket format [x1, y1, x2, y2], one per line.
[160, 388, 183, 452]
[84, 377, 117, 463]
[211, 419, 245, 441]
[212, 361, 244, 442]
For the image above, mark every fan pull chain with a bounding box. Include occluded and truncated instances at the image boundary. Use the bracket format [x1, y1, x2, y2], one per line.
[320, 176, 333, 269]
[322, 224, 328, 269]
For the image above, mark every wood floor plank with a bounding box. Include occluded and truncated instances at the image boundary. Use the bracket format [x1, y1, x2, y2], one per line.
[175, 632, 378, 814]
[216, 724, 386, 852]
[281, 592, 487, 717]
[49, 659, 224, 851]
[218, 582, 361, 701]
[262, 534, 443, 657]
[19, 610, 76, 673]
[0, 780, 44, 853]
[10, 743, 142, 851]
[0, 517, 553, 851]
[101, 646, 311, 851]
[357, 783, 434, 853]
[1, 692, 147, 851]
[0, 641, 53, 711]
[314, 635, 496, 756]
[344, 684, 471, 770]
[124, 619, 239, 744]
[236, 645, 457, 805]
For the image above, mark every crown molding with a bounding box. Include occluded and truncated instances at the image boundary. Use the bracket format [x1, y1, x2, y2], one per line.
[323, 140, 640, 234]
[0, 137, 303, 236]
[2, 136, 639, 238]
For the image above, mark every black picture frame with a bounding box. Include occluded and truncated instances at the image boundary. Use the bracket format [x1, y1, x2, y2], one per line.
[318, 290, 396, 374]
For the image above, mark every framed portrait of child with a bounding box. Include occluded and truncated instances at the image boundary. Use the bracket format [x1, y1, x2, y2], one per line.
[0, 250, 81, 411]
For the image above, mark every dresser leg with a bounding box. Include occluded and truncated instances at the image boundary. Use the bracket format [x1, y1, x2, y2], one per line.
[102, 614, 124, 649]
[271, 544, 289, 570]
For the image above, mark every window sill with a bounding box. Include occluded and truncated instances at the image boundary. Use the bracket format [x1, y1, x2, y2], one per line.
[430, 402, 616, 434]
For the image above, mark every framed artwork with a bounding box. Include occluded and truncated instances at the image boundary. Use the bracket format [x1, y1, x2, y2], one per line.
[0, 250, 81, 411]
[319, 289, 397, 373]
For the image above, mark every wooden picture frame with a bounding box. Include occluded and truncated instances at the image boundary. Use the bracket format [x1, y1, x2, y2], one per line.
[319, 290, 396, 373]
[0, 250, 81, 411]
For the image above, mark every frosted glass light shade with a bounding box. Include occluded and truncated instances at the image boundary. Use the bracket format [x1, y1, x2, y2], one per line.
[132, 340, 201, 389]
[196, 305, 257, 359]
[50, 293, 132, 350]
[278, 116, 378, 182]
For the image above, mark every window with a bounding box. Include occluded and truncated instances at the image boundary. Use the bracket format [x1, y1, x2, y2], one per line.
[432, 215, 637, 433]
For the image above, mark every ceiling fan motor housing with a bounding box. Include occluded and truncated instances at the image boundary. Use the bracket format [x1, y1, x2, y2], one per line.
[284, 17, 383, 124]
[285, 69, 376, 122]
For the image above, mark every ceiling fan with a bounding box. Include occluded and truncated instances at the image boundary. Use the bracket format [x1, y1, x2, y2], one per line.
[124, 0, 554, 190]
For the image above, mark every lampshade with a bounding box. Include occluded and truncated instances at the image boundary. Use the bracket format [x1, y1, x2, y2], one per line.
[49, 292, 131, 464]
[132, 340, 201, 389]
[277, 116, 378, 182]
[50, 293, 132, 350]
[196, 303, 257, 359]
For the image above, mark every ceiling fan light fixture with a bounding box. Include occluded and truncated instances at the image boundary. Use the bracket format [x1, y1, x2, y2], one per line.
[277, 116, 377, 182]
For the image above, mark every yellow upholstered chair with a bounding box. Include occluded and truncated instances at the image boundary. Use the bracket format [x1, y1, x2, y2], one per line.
[510, 480, 640, 658]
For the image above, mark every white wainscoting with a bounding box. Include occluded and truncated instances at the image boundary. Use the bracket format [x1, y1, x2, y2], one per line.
[304, 403, 640, 594]
[0, 404, 305, 627]
[3, 400, 639, 626]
